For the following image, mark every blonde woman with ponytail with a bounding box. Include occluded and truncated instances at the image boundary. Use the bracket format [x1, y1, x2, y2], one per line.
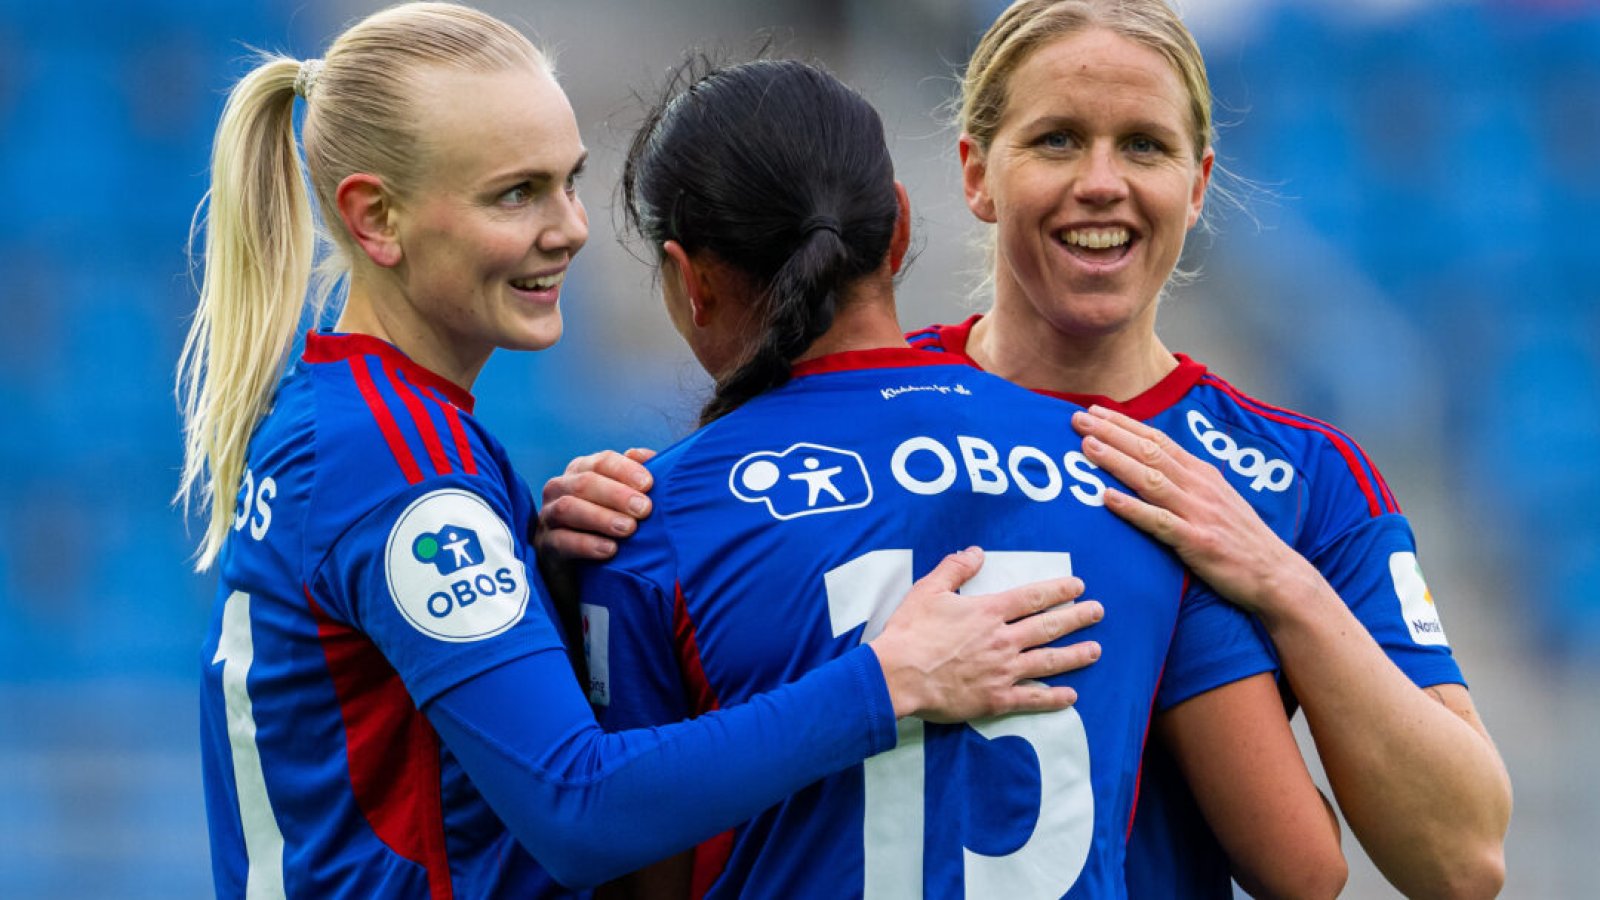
[181, 4, 1102, 897]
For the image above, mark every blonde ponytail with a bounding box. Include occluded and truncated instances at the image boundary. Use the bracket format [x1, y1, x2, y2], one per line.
[176, 55, 316, 571]
[177, 4, 550, 571]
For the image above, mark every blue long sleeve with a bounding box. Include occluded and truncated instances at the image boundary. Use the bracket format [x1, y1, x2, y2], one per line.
[425, 642, 896, 889]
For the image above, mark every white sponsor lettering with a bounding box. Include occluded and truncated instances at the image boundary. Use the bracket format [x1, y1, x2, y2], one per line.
[1187, 410, 1294, 493]
[1390, 551, 1449, 646]
[384, 489, 528, 642]
[891, 437, 958, 496]
[880, 383, 974, 400]
[232, 468, 275, 541]
[889, 435, 1106, 509]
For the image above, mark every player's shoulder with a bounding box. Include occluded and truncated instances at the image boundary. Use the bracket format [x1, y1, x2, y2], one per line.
[1182, 367, 1400, 519]
[305, 333, 508, 487]
[904, 314, 981, 360]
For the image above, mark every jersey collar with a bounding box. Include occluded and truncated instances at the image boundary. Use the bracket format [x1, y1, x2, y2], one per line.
[791, 346, 979, 378]
[303, 331, 476, 413]
[922, 314, 1207, 420]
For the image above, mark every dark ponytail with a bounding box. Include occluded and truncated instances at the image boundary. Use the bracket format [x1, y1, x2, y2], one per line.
[622, 58, 899, 425]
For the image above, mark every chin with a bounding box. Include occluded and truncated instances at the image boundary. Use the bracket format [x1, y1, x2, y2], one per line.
[509, 320, 564, 352]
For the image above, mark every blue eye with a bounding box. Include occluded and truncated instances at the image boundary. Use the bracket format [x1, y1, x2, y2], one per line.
[500, 184, 532, 206]
[1128, 136, 1162, 155]
[1041, 131, 1071, 150]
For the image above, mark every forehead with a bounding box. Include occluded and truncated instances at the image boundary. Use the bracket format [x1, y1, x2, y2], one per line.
[1004, 28, 1190, 129]
[410, 65, 582, 186]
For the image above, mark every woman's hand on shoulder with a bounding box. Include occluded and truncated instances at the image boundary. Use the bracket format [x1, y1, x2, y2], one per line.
[869, 547, 1104, 723]
[1072, 404, 1311, 618]
[535, 448, 657, 561]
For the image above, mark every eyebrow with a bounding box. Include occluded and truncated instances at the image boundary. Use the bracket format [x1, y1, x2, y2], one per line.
[1019, 113, 1183, 139]
[485, 149, 589, 189]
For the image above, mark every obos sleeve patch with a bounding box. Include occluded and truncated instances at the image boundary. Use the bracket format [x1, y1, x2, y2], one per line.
[384, 489, 529, 642]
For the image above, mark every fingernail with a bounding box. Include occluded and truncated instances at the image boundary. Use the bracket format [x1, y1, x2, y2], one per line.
[627, 496, 650, 516]
[611, 517, 633, 535]
[1083, 436, 1104, 451]
[596, 540, 617, 557]
[1089, 404, 1111, 417]
[1072, 410, 1094, 426]
[633, 475, 652, 491]
[1087, 642, 1101, 661]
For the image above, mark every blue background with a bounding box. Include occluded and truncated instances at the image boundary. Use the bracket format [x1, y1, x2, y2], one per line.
[1, 0, 1595, 895]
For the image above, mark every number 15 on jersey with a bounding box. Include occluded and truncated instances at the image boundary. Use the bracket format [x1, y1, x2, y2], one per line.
[825, 550, 1093, 899]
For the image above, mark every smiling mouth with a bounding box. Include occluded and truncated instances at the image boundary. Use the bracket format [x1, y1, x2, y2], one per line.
[510, 272, 564, 291]
[1058, 227, 1133, 264]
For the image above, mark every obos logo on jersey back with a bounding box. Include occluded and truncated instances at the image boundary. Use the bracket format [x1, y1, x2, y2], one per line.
[385, 489, 528, 642]
[730, 442, 873, 520]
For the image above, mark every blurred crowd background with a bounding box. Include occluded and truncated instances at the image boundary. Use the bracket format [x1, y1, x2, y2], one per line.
[1, 0, 1595, 896]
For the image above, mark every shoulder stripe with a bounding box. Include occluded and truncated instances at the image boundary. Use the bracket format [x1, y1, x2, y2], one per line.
[904, 327, 944, 351]
[1200, 375, 1398, 516]
[387, 367, 453, 478]
[672, 584, 735, 899]
[431, 387, 480, 476]
[349, 357, 425, 485]
[304, 587, 454, 899]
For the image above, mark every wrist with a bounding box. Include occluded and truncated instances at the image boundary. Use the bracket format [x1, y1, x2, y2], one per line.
[1250, 554, 1337, 634]
[866, 635, 921, 719]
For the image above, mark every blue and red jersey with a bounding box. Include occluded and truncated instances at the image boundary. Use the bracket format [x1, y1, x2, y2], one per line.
[200, 331, 565, 898]
[582, 348, 1277, 899]
[908, 315, 1465, 898]
[199, 332, 900, 899]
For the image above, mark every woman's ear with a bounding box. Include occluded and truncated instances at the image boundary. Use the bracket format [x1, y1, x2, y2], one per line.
[335, 173, 402, 268]
[663, 240, 714, 327]
[890, 181, 912, 275]
[959, 134, 997, 224]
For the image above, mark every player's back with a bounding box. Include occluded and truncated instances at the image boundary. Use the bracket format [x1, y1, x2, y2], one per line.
[584, 348, 1271, 899]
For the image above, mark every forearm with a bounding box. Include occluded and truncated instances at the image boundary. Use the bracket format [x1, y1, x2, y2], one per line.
[1256, 561, 1510, 898]
[428, 645, 895, 888]
[1162, 673, 1346, 900]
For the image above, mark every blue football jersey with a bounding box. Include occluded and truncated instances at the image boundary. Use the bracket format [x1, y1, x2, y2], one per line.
[582, 348, 1276, 899]
[199, 332, 572, 899]
[909, 316, 1466, 899]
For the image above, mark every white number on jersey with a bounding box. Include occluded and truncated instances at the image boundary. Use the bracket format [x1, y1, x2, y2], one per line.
[214, 590, 288, 899]
[825, 551, 1092, 898]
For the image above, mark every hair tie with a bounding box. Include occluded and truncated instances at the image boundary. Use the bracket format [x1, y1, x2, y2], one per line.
[294, 58, 324, 101]
[800, 214, 841, 239]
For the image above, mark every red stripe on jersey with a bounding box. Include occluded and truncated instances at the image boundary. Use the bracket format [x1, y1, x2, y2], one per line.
[388, 367, 453, 478]
[1200, 375, 1396, 517]
[905, 316, 1208, 419]
[672, 584, 735, 900]
[1033, 355, 1207, 422]
[306, 587, 454, 900]
[437, 394, 479, 476]
[349, 358, 425, 485]
[305, 332, 475, 413]
[791, 346, 978, 378]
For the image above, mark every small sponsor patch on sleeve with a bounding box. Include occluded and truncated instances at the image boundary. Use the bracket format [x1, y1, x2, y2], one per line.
[384, 489, 529, 642]
[1390, 551, 1449, 647]
[581, 603, 610, 706]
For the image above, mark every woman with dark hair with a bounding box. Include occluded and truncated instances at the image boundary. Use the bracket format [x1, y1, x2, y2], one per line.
[546, 3, 1510, 895]
[181, 4, 1105, 895]
[578, 57, 1343, 898]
